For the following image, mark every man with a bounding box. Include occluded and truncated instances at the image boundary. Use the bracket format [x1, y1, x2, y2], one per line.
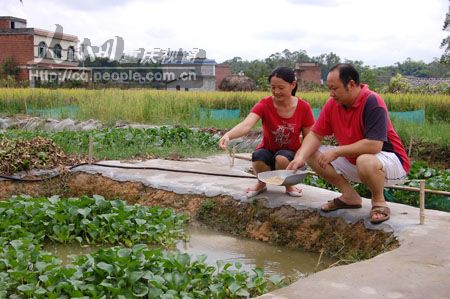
[287, 63, 410, 224]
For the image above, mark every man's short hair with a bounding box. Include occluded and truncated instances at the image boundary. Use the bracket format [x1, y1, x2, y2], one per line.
[329, 63, 360, 86]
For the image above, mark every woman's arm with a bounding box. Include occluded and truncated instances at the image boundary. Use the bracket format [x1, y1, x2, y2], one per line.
[218, 112, 260, 150]
[301, 125, 312, 139]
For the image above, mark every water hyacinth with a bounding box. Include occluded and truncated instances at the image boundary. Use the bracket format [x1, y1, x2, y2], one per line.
[0, 195, 286, 298]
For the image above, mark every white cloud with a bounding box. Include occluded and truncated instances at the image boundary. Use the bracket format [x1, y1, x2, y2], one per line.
[2, 0, 448, 66]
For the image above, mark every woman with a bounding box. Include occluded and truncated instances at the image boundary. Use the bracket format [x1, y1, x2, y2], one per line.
[219, 66, 314, 197]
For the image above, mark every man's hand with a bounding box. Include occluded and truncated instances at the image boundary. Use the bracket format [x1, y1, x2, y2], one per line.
[287, 158, 305, 172]
[317, 149, 339, 168]
[218, 134, 230, 150]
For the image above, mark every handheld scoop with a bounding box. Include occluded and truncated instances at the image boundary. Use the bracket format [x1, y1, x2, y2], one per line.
[258, 169, 308, 186]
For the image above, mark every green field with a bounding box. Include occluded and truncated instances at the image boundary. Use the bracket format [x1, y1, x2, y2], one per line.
[0, 87, 448, 153]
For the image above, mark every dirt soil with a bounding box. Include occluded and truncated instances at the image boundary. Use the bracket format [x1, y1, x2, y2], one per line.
[0, 137, 85, 175]
[409, 140, 449, 169]
[0, 173, 398, 261]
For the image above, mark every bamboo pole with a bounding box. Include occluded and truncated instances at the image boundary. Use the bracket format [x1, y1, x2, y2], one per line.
[233, 153, 251, 161]
[88, 135, 93, 165]
[408, 134, 413, 157]
[24, 98, 28, 115]
[231, 145, 236, 168]
[386, 184, 450, 196]
[419, 180, 425, 225]
[230, 153, 450, 196]
[229, 146, 237, 168]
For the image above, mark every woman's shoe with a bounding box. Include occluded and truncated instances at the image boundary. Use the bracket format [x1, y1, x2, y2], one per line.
[246, 186, 268, 198]
[286, 186, 303, 197]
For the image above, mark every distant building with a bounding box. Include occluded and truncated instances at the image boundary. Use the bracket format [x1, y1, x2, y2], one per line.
[162, 60, 231, 91]
[0, 16, 228, 90]
[0, 16, 91, 86]
[403, 76, 450, 88]
[294, 62, 322, 86]
[215, 64, 232, 90]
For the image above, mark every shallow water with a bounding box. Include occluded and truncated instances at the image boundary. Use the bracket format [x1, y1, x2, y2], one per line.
[45, 225, 335, 282]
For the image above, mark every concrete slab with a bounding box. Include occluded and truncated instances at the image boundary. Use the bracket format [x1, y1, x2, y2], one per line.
[72, 155, 450, 299]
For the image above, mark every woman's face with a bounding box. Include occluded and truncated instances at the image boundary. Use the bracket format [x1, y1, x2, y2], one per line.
[270, 76, 295, 101]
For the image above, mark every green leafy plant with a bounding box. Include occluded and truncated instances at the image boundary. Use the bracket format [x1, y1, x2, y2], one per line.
[0, 196, 285, 298]
[0, 127, 221, 168]
[304, 162, 450, 212]
[385, 162, 450, 211]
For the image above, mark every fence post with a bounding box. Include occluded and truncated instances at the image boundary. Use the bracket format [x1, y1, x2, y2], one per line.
[419, 180, 425, 225]
[408, 134, 413, 157]
[88, 134, 93, 165]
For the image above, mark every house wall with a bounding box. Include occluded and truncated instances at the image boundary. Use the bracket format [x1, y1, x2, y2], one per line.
[166, 76, 216, 91]
[163, 63, 217, 91]
[295, 63, 322, 85]
[297, 68, 321, 84]
[33, 34, 78, 63]
[215, 64, 231, 89]
[0, 17, 27, 29]
[0, 20, 10, 29]
[0, 33, 34, 80]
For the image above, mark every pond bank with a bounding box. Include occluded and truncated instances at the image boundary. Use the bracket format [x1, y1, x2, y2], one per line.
[1, 154, 449, 298]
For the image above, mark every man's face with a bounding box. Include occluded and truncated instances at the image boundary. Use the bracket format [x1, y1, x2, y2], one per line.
[326, 70, 352, 106]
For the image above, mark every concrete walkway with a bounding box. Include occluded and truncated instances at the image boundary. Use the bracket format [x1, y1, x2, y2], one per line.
[73, 155, 450, 299]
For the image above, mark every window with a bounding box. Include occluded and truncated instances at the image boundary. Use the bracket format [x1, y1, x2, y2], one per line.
[67, 46, 75, 62]
[38, 42, 47, 58]
[53, 44, 62, 59]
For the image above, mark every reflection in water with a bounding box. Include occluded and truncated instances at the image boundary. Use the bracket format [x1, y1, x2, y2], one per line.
[179, 226, 334, 281]
[45, 225, 335, 282]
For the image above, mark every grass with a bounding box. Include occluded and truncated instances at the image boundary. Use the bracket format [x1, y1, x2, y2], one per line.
[0, 87, 448, 154]
[392, 119, 450, 148]
[0, 127, 222, 163]
[0, 88, 448, 122]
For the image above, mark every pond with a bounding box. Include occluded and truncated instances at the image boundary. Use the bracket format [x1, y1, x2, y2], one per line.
[45, 225, 336, 283]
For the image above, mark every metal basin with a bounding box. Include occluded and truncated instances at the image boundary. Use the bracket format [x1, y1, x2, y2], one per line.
[258, 169, 308, 186]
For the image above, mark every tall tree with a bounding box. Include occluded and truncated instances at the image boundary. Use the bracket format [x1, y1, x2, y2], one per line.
[441, 4, 450, 64]
[222, 57, 249, 74]
[312, 52, 341, 80]
[1, 57, 20, 79]
[395, 58, 429, 77]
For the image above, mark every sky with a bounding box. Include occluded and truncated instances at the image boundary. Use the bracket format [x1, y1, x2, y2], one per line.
[2, 0, 449, 67]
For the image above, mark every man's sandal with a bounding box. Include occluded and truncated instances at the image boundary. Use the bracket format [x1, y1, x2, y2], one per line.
[370, 206, 390, 224]
[321, 197, 362, 212]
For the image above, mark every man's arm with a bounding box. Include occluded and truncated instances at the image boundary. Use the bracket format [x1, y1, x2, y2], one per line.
[317, 95, 387, 168]
[317, 138, 383, 168]
[287, 131, 323, 170]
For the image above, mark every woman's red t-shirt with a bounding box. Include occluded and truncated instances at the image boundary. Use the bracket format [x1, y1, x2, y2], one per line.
[250, 96, 315, 152]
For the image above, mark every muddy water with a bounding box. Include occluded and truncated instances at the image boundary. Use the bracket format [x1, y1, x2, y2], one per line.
[45, 225, 336, 282]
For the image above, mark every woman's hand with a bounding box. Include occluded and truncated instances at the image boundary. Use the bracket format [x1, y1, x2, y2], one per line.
[217, 113, 260, 151]
[218, 133, 230, 150]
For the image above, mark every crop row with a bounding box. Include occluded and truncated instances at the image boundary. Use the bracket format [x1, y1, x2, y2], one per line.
[0, 127, 220, 170]
[0, 88, 448, 123]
